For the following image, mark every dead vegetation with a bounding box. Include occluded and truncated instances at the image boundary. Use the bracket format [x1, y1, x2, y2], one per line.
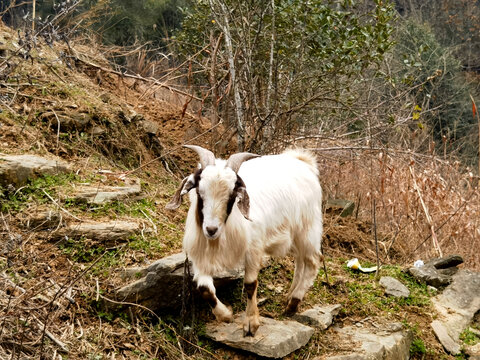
[0, 18, 479, 360]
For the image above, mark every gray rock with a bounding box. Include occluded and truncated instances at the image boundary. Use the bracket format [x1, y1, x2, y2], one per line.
[426, 255, 463, 269]
[73, 178, 141, 204]
[437, 267, 460, 276]
[325, 199, 355, 217]
[293, 304, 342, 330]
[138, 120, 159, 135]
[116, 252, 244, 311]
[465, 343, 480, 358]
[431, 320, 461, 355]
[0, 154, 70, 187]
[407, 255, 465, 288]
[91, 126, 106, 136]
[407, 264, 452, 288]
[324, 322, 412, 360]
[120, 107, 144, 123]
[59, 221, 141, 244]
[431, 269, 480, 355]
[40, 111, 92, 132]
[379, 276, 410, 298]
[205, 313, 314, 358]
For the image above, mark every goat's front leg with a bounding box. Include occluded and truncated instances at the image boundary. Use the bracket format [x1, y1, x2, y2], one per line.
[196, 275, 233, 322]
[243, 252, 262, 337]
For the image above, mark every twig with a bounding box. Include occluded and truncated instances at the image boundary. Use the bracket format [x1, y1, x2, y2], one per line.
[321, 253, 329, 285]
[140, 209, 157, 234]
[28, 314, 69, 353]
[73, 55, 201, 101]
[123, 120, 223, 177]
[373, 199, 380, 279]
[409, 166, 442, 257]
[470, 94, 480, 188]
[52, 109, 61, 154]
[41, 189, 84, 222]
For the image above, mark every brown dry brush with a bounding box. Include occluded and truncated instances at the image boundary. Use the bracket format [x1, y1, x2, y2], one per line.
[314, 146, 480, 270]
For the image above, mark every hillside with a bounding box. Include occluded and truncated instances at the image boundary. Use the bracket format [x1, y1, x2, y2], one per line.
[1, 22, 480, 360]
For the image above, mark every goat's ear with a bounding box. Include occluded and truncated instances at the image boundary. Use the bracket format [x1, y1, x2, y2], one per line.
[235, 176, 251, 220]
[165, 174, 196, 210]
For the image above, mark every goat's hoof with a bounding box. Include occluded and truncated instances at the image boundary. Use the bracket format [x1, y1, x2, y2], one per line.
[213, 305, 233, 323]
[284, 297, 301, 316]
[243, 316, 260, 337]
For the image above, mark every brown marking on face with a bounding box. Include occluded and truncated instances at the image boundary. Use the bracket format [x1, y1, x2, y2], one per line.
[193, 169, 204, 227]
[198, 285, 217, 308]
[244, 280, 258, 299]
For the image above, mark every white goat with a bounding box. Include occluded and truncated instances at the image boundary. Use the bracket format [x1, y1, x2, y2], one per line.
[167, 145, 323, 336]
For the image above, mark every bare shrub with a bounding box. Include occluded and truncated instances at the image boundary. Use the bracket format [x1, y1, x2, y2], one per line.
[311, 144, 479, 269]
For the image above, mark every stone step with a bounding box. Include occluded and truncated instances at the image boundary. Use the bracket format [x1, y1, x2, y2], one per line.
[0, 154, 70, 187]
[72, 178, 141, 205]
[56, 220, 141, 245]
[293, 304, 342, 330]
[322, 322, 412, 360]
[116, 252, 243, 311]
[205, 313, 314, 359]
[431, 269, 480, 355]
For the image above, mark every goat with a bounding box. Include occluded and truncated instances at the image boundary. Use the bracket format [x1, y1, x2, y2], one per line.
[166, 145, 323, 336]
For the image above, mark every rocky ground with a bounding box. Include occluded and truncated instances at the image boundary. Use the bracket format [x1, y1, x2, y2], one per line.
[1, 22, 480, 359]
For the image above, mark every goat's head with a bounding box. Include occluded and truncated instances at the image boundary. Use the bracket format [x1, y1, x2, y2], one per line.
[166, 145, 258, 240]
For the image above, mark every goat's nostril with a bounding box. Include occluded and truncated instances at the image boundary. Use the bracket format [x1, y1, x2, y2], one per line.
[206, 226, 218, 237]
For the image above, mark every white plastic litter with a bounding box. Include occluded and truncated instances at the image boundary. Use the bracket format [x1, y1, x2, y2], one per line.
[413, 260, 424, 268]
[346, 258, 377, 273]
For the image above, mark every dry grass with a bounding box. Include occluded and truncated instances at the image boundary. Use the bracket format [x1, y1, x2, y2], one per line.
[311, 144, 480, 270]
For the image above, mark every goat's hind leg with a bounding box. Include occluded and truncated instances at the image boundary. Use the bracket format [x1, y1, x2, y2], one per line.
[287, 251, 321, 315]
[196, 275, 233, 322]
[285, 224, 323, 315]
[284, 257, 305, 316]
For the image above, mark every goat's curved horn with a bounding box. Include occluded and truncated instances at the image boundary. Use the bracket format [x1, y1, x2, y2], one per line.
[184, 145, 215, 168]
[226, 152, 259, 173]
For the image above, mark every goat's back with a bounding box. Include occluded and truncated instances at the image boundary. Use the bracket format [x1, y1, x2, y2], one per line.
[238, 149, 322, 249]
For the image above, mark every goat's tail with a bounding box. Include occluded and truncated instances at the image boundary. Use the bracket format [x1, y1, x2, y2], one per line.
[284, 149, 319, 175]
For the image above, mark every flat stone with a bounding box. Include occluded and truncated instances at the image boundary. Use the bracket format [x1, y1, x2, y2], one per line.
[431, 320, 461, 355]
[73, 178, 141, 204]
[379, 276, 410, 298]
[293, 304, 342, 330]
[426, 255, 464, 269]
[431, 269, 480, 355]
[407, 265, 452, 288]
[205, 313, 314, 358]
[59, 220, 141, 243]
[325, 199, 355, 217]
[117, 252, 244, 311]
[0, 154, 70, 187]
[324, 322, 412, 360]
